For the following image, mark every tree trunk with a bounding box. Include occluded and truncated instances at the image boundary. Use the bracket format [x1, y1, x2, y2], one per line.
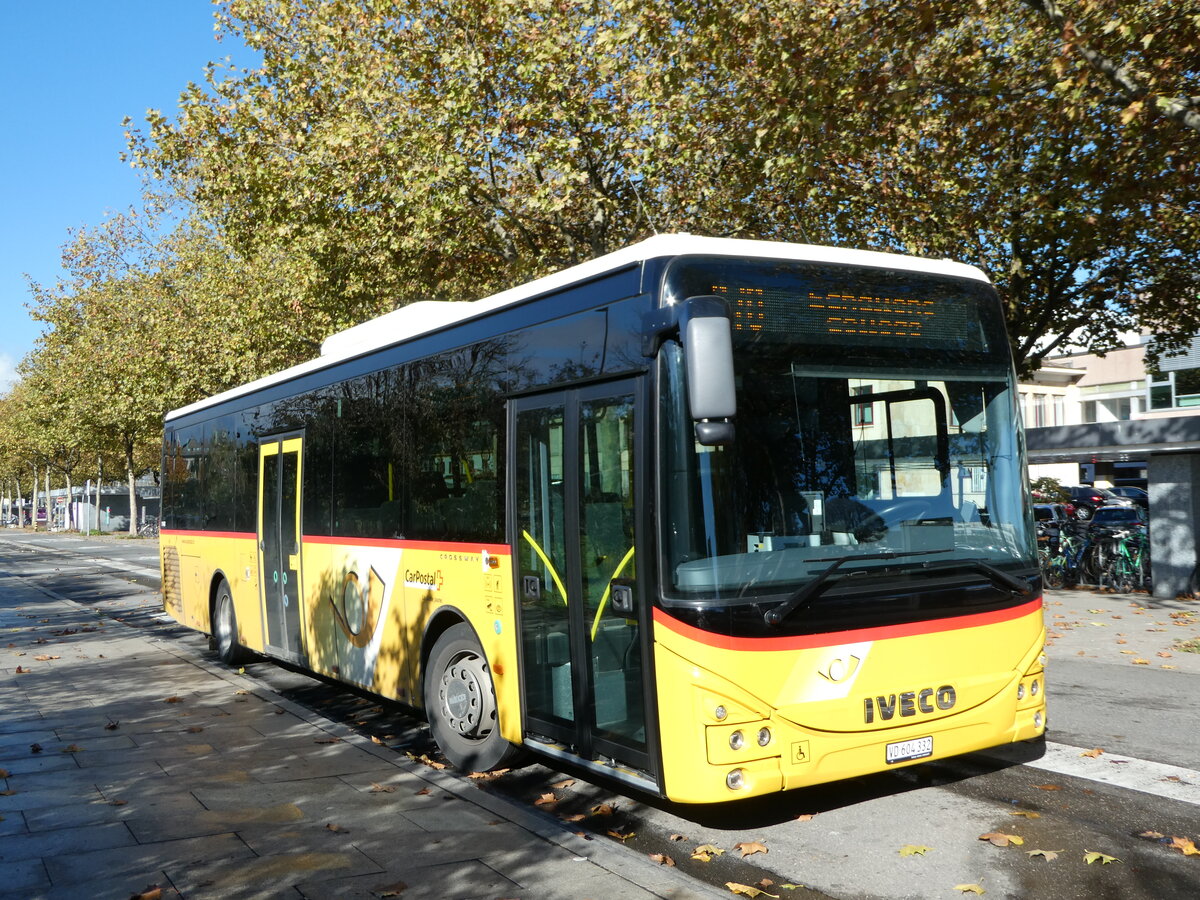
[126, 441, 139, 536]
[31, 464, 39, 530]
[65, 474, 74, 530]
[44, 469, 50, 530]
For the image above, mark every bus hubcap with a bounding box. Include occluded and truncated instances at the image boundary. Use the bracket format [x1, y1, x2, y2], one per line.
[440, 652, 494, 739]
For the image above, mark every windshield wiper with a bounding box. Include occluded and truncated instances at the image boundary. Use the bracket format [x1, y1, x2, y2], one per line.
[917, 558, 1035, 597]
[764, 549, 953, 627]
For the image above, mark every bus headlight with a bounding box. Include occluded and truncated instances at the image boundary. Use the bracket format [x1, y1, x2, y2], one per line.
[726, 768, 746, 790]
[757, 727, 772, 747]
[714, 705, 728, 721]
[729, 730, 745, 751]
[1017, 683, 1025, 700]
[1031, 679, 1039, 696]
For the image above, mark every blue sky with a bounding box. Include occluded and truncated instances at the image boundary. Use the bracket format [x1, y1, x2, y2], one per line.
[0, 2, 251, 390]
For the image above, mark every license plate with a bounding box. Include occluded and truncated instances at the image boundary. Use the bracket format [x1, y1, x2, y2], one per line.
[886, 736, 933, 764]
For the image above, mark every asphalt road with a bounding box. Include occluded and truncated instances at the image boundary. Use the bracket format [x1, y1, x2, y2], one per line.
[3, 531, 1199, 900]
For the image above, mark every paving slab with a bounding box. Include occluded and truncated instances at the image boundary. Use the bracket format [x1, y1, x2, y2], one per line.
[0, 564, 722, 900]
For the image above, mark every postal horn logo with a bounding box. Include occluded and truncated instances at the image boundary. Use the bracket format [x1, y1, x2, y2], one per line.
[329, 566, 385, 649]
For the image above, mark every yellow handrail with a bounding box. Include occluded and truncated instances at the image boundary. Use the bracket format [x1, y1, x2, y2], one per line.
[521, 529, 569, 606]
[591, 545, 637, 641]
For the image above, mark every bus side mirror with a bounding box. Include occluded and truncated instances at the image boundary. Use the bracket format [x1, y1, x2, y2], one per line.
[680, 296, 736, 446]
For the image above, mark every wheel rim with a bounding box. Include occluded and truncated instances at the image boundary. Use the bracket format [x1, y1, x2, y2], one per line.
[437, 649, 496, 741]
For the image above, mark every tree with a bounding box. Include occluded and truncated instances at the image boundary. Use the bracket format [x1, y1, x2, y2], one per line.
[122, 0, 1199, 377]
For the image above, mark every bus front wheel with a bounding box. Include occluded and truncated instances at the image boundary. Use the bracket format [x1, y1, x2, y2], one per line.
[212, 580, 251, 667]
[424, 623, 523, 772]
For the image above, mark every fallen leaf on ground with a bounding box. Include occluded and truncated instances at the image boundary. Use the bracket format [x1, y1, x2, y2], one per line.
[1081, 748, 1104, 758]
[591, 803, 616, 816]
[607, 829, 634, 842]
[1026, 849, 1061, 861]
[61, 744, 83, 753]
[129, 886, 163, 900]
[692, 844, 725, 862]
[163, 696, 183, 703]
[1084, 850, 1120, 864]
[668, 833, 688, 842]
[30, 744, 42, 753]
[551, 778, 576, 789]
[325, 822, 348, 833]
[795, 813, 816, 822]
[899, 845, 932, 857]
[1168, 836, 1200, 856]
[534, 792, 557, 807]
[725, 883, 778, 898]
[955, 885, 985, 895]
[1139, 830, 1165, 839]
[560, 813, 587, 823]
[649, 853, 676, 866]
[979, 832, 1024, 847]
[735, 841, 769, 857]
[368, 782, 395, 793]
[1034, 784, 1063, 791]
[1010, 811, 1040, 819]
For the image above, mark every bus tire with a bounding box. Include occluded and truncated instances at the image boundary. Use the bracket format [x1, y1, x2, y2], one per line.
[212, 579, 251, 667]
[424, 623, 524, 772]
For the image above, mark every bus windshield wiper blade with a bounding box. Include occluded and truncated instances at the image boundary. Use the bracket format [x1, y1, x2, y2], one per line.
[923, 558, 1034, 597]
[764, 549, 953, 627]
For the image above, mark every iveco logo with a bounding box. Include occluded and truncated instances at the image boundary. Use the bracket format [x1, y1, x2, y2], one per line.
[863, 685, 956, 723]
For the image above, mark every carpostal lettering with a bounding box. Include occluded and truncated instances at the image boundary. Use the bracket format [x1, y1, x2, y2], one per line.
[404, 569, 443, 591]
[863, 685, 956, 723]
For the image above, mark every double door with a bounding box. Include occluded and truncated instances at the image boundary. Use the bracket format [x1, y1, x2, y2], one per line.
[257, 436, 304, 662]
[513, 380, 654, 776]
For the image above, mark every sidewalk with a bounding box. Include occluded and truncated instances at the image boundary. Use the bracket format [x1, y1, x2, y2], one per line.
[0, 574, 719, 900]
[1042, 585, 1200, 674]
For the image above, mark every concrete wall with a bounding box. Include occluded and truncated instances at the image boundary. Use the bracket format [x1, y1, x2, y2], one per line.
[1148, 453, 1200, 598]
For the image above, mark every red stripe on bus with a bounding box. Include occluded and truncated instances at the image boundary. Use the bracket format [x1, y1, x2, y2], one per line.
[160, 529, 255, 541]
[652, 597, 1044, 652]
[301, 534, 511, 555]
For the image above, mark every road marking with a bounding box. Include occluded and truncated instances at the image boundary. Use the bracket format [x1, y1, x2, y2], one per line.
[1027, 741, 1200, 807]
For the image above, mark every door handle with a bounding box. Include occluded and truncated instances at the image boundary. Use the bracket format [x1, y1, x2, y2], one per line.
[610, 583, 635, 615]
[522, 575, 542, 601]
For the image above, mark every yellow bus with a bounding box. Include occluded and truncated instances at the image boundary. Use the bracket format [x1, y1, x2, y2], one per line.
[159, 235, 1045, 803]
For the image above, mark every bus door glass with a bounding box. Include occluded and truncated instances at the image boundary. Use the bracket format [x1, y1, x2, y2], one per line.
[257, 436, 304, 661]
[514, 381, 649, 771]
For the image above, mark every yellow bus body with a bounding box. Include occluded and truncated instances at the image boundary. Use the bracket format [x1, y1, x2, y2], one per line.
[163, 529, 1044, 804]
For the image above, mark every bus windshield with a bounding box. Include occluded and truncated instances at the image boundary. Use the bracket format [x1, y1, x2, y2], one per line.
[659, 258, 1035, 605]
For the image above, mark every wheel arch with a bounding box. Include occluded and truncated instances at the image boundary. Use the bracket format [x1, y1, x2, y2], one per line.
[418, 605, 473, 709]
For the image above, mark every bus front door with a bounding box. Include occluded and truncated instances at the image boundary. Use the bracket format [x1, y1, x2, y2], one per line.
[513, 381, 654, 782]
[257, 436, 305, 663]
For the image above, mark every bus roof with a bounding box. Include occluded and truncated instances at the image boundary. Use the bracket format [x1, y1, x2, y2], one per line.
[165, 233, 990, 422]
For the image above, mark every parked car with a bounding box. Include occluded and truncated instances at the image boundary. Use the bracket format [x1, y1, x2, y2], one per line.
[1088, 504, 1149, 530]
[1066, 485, 1133, 520]
[1108, 486, 1149, 510]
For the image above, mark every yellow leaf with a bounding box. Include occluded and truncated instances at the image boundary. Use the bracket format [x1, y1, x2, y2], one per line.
[1084, 850, 1120, 864]
[695, 843, 725, 856]
[736, 841, 769, 857]
[607, 829, 635, 842]
[649, 852, 676, 866]
[955, 885, 985, 895]
[726, 883, 778, 899]
[1010, 811, 1040, 819]
[899, 844, 932, 856]
[1081, 748, 1104, 758]
[1169, 836, 1200, 856]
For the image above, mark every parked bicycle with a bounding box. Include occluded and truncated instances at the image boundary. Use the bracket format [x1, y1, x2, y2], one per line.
[138, 518, 160, 538]
[1102, 527, 1151, 593]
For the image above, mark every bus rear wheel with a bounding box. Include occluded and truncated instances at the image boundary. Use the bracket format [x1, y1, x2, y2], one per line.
[424, 623, 524, 772]
[212, 579, 251, 667]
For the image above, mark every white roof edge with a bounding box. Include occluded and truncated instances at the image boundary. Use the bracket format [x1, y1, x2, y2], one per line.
[166, 234, 990, 422]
